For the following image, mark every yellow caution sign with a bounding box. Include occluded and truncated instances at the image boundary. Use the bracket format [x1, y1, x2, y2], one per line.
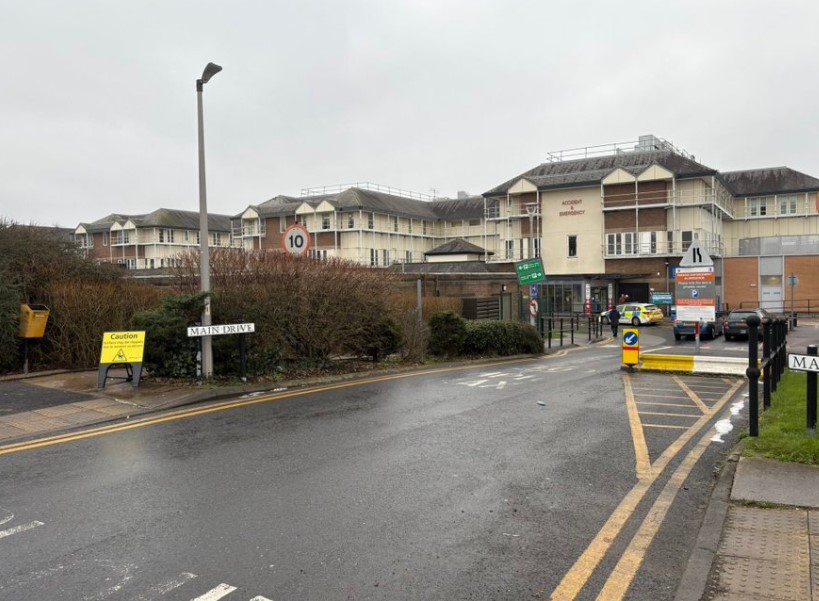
[100, 331, 146, 364]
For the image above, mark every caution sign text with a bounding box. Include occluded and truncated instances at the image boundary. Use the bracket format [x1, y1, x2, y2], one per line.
[100, 331, 146, 364]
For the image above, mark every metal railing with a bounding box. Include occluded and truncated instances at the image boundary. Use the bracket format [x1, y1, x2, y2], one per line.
[746, 316, 788, 437]
[541, 314, 604, 350]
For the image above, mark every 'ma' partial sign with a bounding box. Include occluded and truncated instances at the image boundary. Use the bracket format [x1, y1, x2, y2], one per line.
[788, 353, 819, 373]
[187, 323, 256, 337]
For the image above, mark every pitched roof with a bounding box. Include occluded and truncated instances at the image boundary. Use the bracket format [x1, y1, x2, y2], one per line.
[426, 238, 492, 256]
[429, 196, 486, 220]
[79, 209, 232, 232]
[484, 150, 717, 197]
[133, 208, 232, 231]
[719, 167, 819, 196]
[242, 188, 488, 222]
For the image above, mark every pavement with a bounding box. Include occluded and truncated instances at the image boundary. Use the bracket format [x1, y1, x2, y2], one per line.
[2, 324, 819, 600]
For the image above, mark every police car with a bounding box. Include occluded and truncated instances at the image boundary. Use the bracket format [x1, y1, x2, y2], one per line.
[601, 303, 664, 326]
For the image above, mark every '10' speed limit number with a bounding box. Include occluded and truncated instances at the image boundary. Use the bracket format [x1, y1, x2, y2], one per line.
[282, 224, 311, 256]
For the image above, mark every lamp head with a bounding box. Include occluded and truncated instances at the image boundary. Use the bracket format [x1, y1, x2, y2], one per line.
[197, 62, 222, 90]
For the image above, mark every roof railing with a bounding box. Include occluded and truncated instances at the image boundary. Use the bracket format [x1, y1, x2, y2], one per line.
[543, 136, 695, 163]
[300, 181, 436, 202]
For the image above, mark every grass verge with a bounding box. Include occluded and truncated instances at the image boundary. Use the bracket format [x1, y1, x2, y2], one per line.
[742, 370, 819, 464]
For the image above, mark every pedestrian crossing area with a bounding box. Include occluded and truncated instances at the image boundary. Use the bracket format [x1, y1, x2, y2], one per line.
[0, 510, 273, 601]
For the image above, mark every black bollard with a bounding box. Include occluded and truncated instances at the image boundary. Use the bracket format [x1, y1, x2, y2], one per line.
[746, 314, 761, 437]
[808, 345, 817, 436]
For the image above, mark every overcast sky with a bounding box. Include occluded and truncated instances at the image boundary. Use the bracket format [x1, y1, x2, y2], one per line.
[3, 0, 818, 228]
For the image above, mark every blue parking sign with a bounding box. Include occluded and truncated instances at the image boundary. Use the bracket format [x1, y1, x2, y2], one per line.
[531, 284, 538, 298]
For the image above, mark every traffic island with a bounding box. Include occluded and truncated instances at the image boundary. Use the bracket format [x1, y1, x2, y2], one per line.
[638, 353, 749, 376]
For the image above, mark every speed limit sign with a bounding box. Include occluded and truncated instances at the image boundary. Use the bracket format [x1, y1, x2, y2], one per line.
[282, 224, 311, 256]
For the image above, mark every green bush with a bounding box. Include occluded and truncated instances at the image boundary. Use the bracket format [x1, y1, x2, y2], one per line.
[130, 293, 206, 378]
[428, 311, 467, 357]
[464, 320, 543, 356]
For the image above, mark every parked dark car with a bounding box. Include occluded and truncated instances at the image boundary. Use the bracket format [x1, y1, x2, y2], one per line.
[673, 317, 723, 340]
[723, 308, 773, 341]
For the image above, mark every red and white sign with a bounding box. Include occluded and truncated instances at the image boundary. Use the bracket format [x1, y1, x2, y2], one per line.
[529, 299, 539, 317]
[282, 224, 311, 256]
[675, 266, 716, 322]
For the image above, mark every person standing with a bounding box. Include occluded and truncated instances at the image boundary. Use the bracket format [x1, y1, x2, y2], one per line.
[609, 305, 621, 338]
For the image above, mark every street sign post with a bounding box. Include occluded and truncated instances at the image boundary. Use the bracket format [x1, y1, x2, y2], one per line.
[187, 323, 257, 382]
[515, 258, 545, 285]
[282, 224, 311, 256]
[187, 323, 256, 337]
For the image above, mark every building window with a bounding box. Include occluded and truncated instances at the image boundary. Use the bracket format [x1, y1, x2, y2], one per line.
[322, 215, 330, 230]
[667, 230, 674, 254]
[423, 221, 430, 235]
[607, 233, 619, 256]
[468, 219, 481, 227]
[370, 248, 377, 266]
[280, 217, 287, 233]
[405, 250, 412, 263]
[778, 195, 797, 215]
[102, 232, 109, 246]
[193, 231, 200, 245]
[347, 215, 355, 229]
[681, 230, 693, 252]
[505, 240, 514, 259]
[393, 216, 399, 232]
[382, 249, 389, 265]
[368, 213, 374, 229]
[748, 196, 769, 217]
[449, 220, 462, 228]
[567, 235, 577, 257]
[533, 238, 541, 258]
[211, 232, 221, 246]
[408, 220, 413, 234]
[638, 231, 657, 254]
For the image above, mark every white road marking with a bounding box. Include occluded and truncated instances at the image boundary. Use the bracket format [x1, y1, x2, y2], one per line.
[0, 507, 13, 526]
[129, 572, 197, 600]
[513, 375, 534, 380]
[711, 400, 746, 443]
[249, 597, 273, 601]
[0, 520, 44, 539]
[495, 381, 507, 390]
[465, 379, 488, 387]
[81, 561, 136, 600]
[191, 583, 238, 600]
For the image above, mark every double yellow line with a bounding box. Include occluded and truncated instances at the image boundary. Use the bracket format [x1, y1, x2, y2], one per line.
[0, 359, 539, 457]
[548, 375, 743, 600]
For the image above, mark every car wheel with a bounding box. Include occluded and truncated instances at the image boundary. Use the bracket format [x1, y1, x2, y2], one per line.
[674, 333, 681, 340]
[631, 317, 640, 327]
[726, 334, 733, 341]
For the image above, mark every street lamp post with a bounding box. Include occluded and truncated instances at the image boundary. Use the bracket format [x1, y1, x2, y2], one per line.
[196, 62, 222, 379]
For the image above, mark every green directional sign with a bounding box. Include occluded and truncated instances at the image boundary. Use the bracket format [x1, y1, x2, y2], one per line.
[515, 258, 545, 285]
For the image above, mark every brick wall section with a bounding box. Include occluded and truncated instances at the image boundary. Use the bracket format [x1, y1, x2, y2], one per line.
[784, 256, 819, 312]
[723, 257, 758, 309]
[638, 208, 666, 228]
[605, 211, 636, 230]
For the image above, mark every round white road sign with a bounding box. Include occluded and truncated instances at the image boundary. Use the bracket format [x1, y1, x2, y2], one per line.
[282, 224, 311, 256]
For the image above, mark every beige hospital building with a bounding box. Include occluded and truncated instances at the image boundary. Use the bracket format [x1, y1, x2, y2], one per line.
[75, 135, 819, 314]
